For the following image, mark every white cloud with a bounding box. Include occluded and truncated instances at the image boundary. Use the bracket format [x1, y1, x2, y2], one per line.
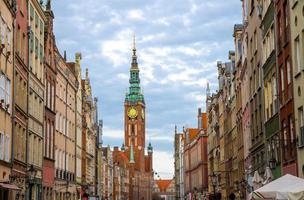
[100, 29, 133, 67]
[190, 3, 199, 14]
[182, 15, 191, 27]
[152, 17, 170, 26]
[109, 11, 123, 25]
[184, 91, 206, 103]
[140, 33, 167, 43]
[103, 126, 124, 139]
[127, 9, 145, 20]
[117, 73, 129, 80]
[153, 150, 174, 179]
[60, 38, 78, 46]
[146, 128, 174, 142]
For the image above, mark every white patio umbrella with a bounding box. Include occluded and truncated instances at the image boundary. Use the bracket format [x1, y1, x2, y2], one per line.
[250, 174, 304, 199]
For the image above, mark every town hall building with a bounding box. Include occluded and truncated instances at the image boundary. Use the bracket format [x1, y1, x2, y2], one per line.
[113, 37, 153, 200]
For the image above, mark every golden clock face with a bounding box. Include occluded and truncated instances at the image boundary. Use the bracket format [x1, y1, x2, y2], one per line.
[128, 107, 138, 119]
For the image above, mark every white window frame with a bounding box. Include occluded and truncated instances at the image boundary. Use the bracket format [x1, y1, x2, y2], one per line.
[0, 132, 4, 160]
[295, 36, 301, 73]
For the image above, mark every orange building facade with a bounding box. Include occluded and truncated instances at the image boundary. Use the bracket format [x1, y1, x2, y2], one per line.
[153, 179, 175, 200]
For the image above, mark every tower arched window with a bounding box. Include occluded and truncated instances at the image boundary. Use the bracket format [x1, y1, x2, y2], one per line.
[131, 125, 135, 135]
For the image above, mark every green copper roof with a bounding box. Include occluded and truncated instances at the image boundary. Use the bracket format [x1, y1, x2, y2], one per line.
[125, 37, 145, 104]
[147, 142, 153, 153]
[121, 143, 125, 152]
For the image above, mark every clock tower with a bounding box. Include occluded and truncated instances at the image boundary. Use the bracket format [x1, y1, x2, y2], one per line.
[124, 36, 146, 172]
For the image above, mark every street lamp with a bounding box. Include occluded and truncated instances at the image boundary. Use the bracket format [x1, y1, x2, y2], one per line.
[269, 158, 277, 170]
[28, 165, 37, 200]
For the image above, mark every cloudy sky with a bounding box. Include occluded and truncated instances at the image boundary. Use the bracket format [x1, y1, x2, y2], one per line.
[52, 0, 242, 178]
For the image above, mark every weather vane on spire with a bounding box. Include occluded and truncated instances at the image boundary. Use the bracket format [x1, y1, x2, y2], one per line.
[131, 33, 138, 66]
[133, 33, 136, 50]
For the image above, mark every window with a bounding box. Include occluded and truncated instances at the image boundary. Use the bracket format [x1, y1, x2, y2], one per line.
[63, 117, 66, 135]
[0, 132, 3, 160]
[40, 44, 43, 61]
[30, 4, 34, 20]
[7, 27, 11, 51]
[61, 151, 64, 169]
[302, 31, 304, 68]
[0, 74, 5, 106]
[66, 153, 69, 171]
[47, 81, 51, 108]
[55, 149, 58, 168]
[295, 36, 301, 73]
[16, 26, 21, 55]
[287, 59, 291, 84]
[284, 1, 289, 28]
[277, 12, 282, 49]
[0, 73, 11, 111]
[0, 18, 4, 45]
[59, 114, 62, 132]
[280, 66, 285, 92]
[35, 12, 38, 28]
[29, 31, 34, 53]
[66, 121, 69, 137]
[57, 150, 61, 169]
[289, 116, 294, 142]
[254, 30, 257, 52]
[298, 107, 304, 146]
[0, 132, 10, 162]
[35, 37, 38, 57]
[272, 73, 278, 113]
[50, 123, 54, 159]
[40, 20, 43, 35]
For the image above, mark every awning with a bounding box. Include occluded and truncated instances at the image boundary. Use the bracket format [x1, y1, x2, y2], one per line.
[250, 174, 304, 199]
[0, 183, 21, 190]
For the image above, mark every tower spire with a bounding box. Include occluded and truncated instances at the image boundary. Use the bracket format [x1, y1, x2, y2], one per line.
[131, 34, 138, 68]
[133, 33, 136, 52]
[125, 35, 144, 103]
[206, 82, 210, 97]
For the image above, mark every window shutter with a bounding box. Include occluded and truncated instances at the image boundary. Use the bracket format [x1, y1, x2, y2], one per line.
[0, 133, 3, 160]
[5, 135, 10, 162]
[6, 78, 11, 107]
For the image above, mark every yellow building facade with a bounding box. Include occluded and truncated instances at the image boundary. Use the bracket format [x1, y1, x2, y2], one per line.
[0, 0, 14, 198]
[54, 49, 77, 199]
[27, 0, 46, 198]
